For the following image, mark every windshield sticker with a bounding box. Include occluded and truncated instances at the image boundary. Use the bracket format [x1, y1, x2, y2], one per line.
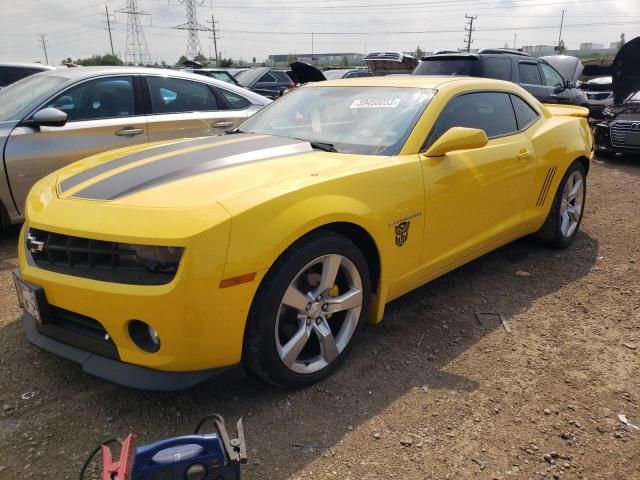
[350, 98, 401, 109]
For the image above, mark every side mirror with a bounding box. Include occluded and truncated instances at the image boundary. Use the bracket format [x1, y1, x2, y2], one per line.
[424, 127, 489, 157]
[31, 108, 68, 128]
[564, 80, 576, 89]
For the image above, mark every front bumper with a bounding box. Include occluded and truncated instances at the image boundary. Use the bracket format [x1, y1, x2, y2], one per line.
[22, 312, 242, 391]
[594, 123, 640, 155]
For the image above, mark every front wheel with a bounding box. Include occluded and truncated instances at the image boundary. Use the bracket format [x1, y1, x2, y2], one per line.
[243, 231, 371, 388]
[536, 160, 587, 248]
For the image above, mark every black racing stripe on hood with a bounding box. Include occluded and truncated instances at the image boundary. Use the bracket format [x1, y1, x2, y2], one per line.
[73, 135, 311, 200]
[59, 134, 258, 193]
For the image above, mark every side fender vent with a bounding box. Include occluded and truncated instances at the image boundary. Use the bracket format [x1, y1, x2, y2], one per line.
[537, 166, 557, 206]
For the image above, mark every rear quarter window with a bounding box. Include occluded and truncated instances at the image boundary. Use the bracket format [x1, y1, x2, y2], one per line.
[510, 95, 539, 130]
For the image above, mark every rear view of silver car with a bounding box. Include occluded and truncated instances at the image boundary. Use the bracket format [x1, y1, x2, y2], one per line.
[0, 67, 271, 226]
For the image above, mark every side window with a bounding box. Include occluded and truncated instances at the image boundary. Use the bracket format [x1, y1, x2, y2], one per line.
[518, 63, 543, 85]
[540, 64, 564, 88]
[219, 89, 250, 109]
[426, 92, 518, 148]
[483, 57, 512, 81]
[510, 95, 539, 130]
[147, 76, 218, 114]
[258, 72, 277, 83]
[273, 71, 293, 83]
[46, 76, 135, 122]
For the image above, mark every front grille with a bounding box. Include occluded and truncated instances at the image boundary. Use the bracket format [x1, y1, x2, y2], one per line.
[610, 121, 640, 148]
[27, 229, 176, 285]
[38, 306, 119, 360]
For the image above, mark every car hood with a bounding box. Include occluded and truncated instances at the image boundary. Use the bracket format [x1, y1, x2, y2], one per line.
[364, 52, 418, 76]
[586, 76, 612, 86]
[289, 62, 326, 84]
[47, 133, 378, 213]
[613, 36, 640, 104]
[540, 55, 584, 82]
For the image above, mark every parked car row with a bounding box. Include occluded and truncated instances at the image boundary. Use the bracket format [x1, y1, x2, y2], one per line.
[2, 37, 639, 229]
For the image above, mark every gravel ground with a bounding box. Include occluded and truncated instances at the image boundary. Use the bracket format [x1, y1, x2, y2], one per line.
[0, 155, 638, 480]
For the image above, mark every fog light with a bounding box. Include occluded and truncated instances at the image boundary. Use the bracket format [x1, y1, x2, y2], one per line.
[149, 326, 160, 346]
[129, 320, 161, 353]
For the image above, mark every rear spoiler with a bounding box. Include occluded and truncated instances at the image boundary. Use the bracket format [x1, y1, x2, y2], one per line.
[543, 104, 589, 118]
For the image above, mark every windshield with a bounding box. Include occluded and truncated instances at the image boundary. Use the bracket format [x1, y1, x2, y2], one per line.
[199, 71, 236, 84]
[239, 86, 436, 155]
[414, 58, 478, 76]
[235, 68, 268, 86]
[323, 70, 349, 80]
[0, 74, 67, 122]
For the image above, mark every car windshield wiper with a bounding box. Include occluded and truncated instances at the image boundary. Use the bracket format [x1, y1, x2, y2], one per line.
[308, 141, 337, 153]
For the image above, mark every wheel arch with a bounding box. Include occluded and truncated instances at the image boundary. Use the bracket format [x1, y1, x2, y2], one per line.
[294, 222, 381, 296]
[575, 155, 590, 176]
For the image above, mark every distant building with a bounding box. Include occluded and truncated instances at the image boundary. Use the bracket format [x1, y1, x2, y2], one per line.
[610, 42, 620, 49]
[580, 43, 605, 50]
[268, 52, 365, 66]
[522, 45, 556, 54]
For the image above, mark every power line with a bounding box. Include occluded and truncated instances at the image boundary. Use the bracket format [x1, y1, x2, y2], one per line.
[116, 0, 152, 64]
[173, 0, 209, 59]
[464, 14, 477, 52]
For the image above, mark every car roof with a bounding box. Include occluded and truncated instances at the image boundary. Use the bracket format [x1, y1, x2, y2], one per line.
[36, 66, 231, 80]
[311, 75, 518, 90]
[0, 62, 55, 69]
[15, 66, 271, 109]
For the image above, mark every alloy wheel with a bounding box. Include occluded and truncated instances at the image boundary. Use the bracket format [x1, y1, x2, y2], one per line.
[559, 170, 585, 238]
[275, 254, 363, 375]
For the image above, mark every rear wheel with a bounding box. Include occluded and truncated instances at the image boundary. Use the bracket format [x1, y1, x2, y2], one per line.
[536, 160, 586, 248]
[243, 231, 370, 388]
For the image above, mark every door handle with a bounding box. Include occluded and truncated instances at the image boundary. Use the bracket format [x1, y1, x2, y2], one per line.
[211, 121, 235, 128]
[517, 150, 532, 160]
[115, 127, 145, 136]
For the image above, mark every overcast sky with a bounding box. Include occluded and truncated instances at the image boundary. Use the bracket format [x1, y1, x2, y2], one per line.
[1, 0, 639, 65]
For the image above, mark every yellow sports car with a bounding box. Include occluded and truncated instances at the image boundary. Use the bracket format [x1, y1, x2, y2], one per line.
[15, 76, 593, 390]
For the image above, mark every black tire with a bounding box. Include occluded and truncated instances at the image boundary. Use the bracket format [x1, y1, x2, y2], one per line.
[243, 230, 371, 388]
[536, 160, 587, 248]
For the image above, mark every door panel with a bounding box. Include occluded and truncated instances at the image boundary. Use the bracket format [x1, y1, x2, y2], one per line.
[420, 133, 536, 274]
[145, 110, 249, 142]
[144, 75, 250, 141]
[5, 116, 148, 213]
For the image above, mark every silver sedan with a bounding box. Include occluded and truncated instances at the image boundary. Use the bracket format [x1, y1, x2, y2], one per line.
[0, 67, 271, 226]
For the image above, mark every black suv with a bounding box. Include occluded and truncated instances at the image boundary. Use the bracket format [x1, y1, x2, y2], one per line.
[413, 49, 588, 107]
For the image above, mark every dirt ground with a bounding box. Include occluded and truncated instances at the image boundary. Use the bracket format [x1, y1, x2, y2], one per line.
[0, 155, 639, 480]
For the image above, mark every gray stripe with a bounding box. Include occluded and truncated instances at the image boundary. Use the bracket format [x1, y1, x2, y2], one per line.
[73, 135, 311, 200]
[59, 134, 258, 193]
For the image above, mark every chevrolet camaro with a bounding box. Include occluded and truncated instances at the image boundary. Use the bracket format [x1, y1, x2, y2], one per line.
[15, 76, 593, 390]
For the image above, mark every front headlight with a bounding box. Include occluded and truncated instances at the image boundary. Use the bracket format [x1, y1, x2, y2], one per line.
[135, 245, 184, 273]
[118, 244, 184, 273]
